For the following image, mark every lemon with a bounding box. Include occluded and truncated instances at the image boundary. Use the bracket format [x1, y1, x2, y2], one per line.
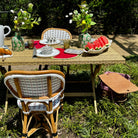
[137, 120, 138, 126]
[14, 20, 18, 24]
[23, 11, 27, 14]
[82, 20, 86, 24]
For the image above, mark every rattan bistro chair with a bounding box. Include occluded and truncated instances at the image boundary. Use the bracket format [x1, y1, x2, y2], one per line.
[40, 28, 72, 73]
[41, 28, 72, 41]
[4, 70, 65, 138]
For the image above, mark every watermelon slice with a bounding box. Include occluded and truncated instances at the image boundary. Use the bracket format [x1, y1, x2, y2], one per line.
[93, 40, 101, 50]
[84, 35, 111, 52]
[97, 38, 105, 47]
[85, 42, 96, 51]
[91, 43, 96, 50]
[100, 36, 109, 46]
[85, 42, 92, 51]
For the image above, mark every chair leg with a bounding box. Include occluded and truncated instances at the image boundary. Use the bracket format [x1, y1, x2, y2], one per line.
[50, 113, 58, 138]
[39, 65, 42, 70]
[39, 65, 49, 70]
[4, 89, 9, 114]
[60, 65, 63, 72]
[43, 65, 48, 70]
[66, 65, 70, 77]
[4, 65, 12, 114]
[22, 114, 28, 138]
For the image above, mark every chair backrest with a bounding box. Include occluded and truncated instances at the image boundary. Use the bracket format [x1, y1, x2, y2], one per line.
[4, 70, 65, 101]
[41, 28, 72, 40]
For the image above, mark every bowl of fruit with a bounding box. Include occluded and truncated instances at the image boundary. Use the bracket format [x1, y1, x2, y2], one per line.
[83, 36, 112, 54]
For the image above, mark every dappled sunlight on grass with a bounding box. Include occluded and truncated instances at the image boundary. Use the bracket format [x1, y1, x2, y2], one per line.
[0, 56, 138, 137]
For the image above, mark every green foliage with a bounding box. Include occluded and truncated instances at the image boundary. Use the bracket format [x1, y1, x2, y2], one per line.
[102, 0, 138, 34]
[58, 57, 138, 137]
[58, 94, 138, 138]
[0, 0, 137, 35]
[0, 55, 137, 137]
[11, 3, 41, 32]
[66, 1, 96, 33]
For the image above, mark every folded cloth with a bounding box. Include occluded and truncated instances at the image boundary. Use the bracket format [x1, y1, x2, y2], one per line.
[34, 40, 45, 49]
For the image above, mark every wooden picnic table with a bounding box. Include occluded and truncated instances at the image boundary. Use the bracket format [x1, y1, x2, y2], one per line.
[0, 38, 125, 114]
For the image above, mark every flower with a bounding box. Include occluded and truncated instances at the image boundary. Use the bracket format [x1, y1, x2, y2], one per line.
[10, 10, 14, 13]
[66, 1, 96, 33]
[69, 12, 73, 16]
[11, 3, 41, 32]
[65, 15, 69, 18]
[69, 19, 73, 24]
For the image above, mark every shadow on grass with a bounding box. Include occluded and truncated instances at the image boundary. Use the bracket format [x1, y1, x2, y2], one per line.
[124, 55, 138, 62]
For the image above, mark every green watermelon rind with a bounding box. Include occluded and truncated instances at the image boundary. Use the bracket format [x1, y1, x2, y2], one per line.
[105, 43, 110, 47]
[85, 47, 90, 51]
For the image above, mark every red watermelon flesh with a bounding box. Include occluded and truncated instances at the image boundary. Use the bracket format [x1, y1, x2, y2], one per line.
[87, 42, 91, 48]
[90, 43, 96, 50]
[100, 36, 109, 46]
[98, 38, 105, 47]
[93, 40, 101, 49]
[85, 36, 110, 51]
[85, 42, 92, 51]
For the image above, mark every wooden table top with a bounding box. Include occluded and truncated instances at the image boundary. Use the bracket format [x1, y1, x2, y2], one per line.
[1, 38, 125, 66]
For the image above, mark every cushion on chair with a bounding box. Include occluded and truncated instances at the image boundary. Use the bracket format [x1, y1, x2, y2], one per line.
[17, 95, 61, 114]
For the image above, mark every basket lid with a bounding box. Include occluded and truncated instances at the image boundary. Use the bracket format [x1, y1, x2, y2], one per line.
[99, 73, 138, 94]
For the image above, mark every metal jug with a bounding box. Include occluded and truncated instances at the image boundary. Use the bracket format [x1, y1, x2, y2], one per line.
[0, 25, 11, 47]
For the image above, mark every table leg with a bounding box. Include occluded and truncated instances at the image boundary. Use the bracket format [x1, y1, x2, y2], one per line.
[90, 64, 102, 114]
[4, 65, 11, 114]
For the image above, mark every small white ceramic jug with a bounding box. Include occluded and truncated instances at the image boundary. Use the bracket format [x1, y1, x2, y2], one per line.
[0, 25, 11, 47]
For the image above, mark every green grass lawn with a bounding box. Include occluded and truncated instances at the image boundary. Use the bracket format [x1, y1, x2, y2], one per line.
[0, 55, 138, 138]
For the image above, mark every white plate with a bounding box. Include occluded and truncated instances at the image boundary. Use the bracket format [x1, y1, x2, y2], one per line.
[39, 39, 60, 45]
[84, 40, 112, 54]
[0, 54, 13, 58]
[36, 48, 60, 57]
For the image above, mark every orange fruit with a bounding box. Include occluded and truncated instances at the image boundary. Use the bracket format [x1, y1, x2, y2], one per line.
[5, 49, 12, 55]
[0, 48, 5, 55]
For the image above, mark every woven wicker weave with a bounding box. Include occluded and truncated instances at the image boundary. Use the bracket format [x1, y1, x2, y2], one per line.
[4, 70, 65, 138]
[41, 28, 72, 40]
